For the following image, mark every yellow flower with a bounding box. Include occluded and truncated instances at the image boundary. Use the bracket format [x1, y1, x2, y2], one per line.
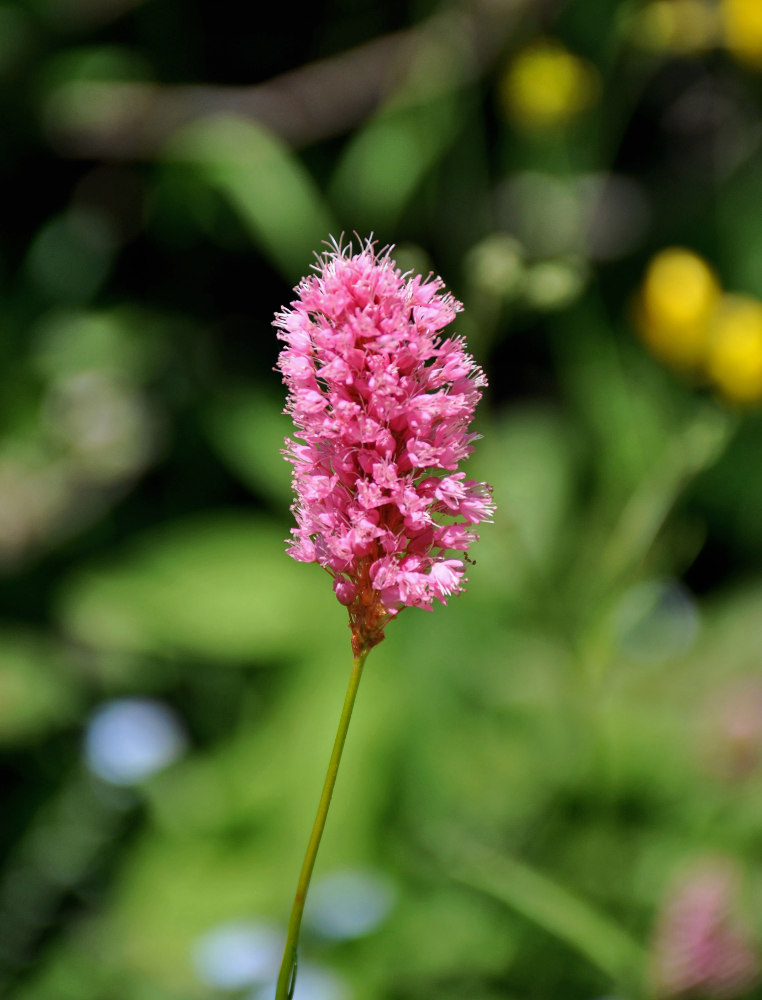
[706, 295, 762, 403]
[630, 0, 718, 56]
[722, 0, 762, 68]
[500, 40, 599, 130]
[637, 248, 721, 368]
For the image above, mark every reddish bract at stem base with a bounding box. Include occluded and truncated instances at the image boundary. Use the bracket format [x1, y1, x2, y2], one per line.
[347, 561, 392, 657]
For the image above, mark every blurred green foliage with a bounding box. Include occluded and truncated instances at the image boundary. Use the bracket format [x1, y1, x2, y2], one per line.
[4, 1, 762, 998]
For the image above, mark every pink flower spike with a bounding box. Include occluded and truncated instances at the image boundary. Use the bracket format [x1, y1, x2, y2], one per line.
[275, 235, 494, 655]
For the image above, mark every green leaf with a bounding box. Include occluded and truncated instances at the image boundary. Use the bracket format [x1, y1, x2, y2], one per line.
[0, 630, 82, 744]
[56, 512, 342, 663]
[203, 389, 291, 506]
[328, 90, 467, 230]
[164, 116, 336, 282]
[31, 305, 168, 382]
[444, 836, 645, 988]
[366, 887, 518, 984]
[474, 405, 579, 569]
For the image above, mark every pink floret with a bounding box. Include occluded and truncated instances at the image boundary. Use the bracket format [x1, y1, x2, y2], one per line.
[274, 236, 495, 655]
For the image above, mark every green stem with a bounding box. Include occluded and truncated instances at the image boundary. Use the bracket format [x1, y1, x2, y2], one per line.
[274, 649, 369, 1000]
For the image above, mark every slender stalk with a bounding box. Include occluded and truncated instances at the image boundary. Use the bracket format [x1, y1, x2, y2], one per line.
[274, 649, 369, 1000]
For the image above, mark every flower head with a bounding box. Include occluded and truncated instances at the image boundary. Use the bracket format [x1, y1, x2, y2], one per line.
[706, 295, 762, 404]
[633, 248, 762, 406]
[500, 39, 600, 131]
[636, 247, 720, 370]
[722, 0, 762, 69]
[651, 859, 759, 998]
[275, 237, 494, 655]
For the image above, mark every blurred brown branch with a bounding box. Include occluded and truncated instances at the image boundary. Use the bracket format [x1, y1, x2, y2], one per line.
[44, 0, 530, 159]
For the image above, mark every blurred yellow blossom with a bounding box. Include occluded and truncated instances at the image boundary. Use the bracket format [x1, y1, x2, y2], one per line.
[630, 0, 719, 56]
[637, 247, 721, 368]
[721, 0, 762, 68]
[500, 40, 600, 130]
[706, 295, 762, 403]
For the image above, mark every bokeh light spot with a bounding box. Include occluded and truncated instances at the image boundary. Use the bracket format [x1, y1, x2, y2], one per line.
[614, 579, 700, 665]
[192, 921, 282, 989]
[305, 869, 396, 941]
[84, 697, 187, 785]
